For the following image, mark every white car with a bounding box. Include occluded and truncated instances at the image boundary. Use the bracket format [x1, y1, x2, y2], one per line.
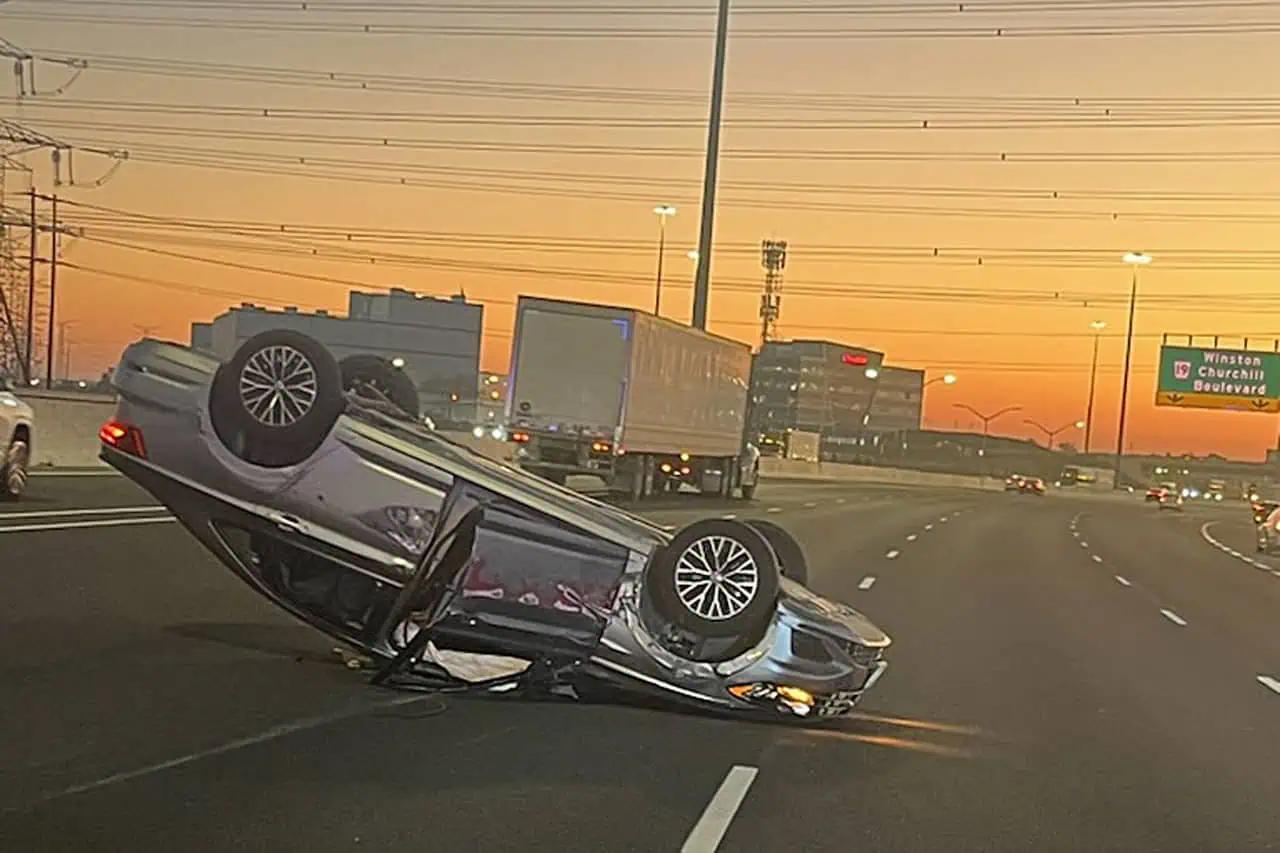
[0, 375, 33, 500]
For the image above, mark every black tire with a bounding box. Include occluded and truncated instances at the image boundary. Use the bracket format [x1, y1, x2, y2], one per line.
[340, 354, 420, 419]
[740, 482, 757, 501]
[210, 330, 345, 468]
[743, 519, 808, 586]
[2, 437, 29, 501]
[647, 519, 780, 654]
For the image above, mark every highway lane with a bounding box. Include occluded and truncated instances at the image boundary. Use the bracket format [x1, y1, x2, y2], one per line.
[4, 479, 1280, 850]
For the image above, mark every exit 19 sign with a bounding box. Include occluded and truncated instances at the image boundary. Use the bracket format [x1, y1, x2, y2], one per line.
[1156, 345, 1280, 413]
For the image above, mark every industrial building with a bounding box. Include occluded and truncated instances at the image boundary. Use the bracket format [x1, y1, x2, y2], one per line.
[190, 288, 482, 423]
[865, 365, 926, 434]
[748, 340, 886, 447]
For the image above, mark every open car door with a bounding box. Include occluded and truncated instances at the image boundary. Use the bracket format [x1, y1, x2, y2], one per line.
[371, 478, 632, 688]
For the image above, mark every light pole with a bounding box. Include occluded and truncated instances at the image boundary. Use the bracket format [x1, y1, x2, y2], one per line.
[692, 0, 732, 330]
[954, 403, 1022, 480]
[1085, 320, 1106, 453]
[1025, 418, 1087, 450]
[924, 373, 958, 390]
[1115, 252, 1151, 488]
[652, 205, 677, 316]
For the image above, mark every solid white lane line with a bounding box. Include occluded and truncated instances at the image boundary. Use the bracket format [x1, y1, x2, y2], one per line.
[767, 507, 783, 514]
[906, 534, 918, 542]
[1160, 609, 1188, 627]
[1092, 555, 1103, 564]
[885, 550, 900, 560]
[0, 517, 176, 535]
[1115, 575, 1132, 587]
[1258, 676, 1280, 696]
[858, 576, 877, 590]
[1227, 549, 1242, 558]
[0, 505, 165, 520]
[681, 766, 759, 853]
[30, 694, 431, 808]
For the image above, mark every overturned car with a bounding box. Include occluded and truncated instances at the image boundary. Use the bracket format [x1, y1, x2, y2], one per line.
[100, 330, 890, 720]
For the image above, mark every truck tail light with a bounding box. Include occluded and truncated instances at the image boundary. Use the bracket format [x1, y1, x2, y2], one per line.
[99, 420, 147, 459]
[511, 431, 531, 444]
[590, 440, 612, 454]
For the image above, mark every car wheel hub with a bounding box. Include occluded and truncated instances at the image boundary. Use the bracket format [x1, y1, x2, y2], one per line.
[674, 535, 759, 621]
[239, 345, 318, 427]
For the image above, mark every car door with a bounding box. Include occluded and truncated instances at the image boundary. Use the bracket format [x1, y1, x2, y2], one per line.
[393, 478, 633, 662]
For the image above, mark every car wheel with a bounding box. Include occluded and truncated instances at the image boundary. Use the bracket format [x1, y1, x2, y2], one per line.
[740, 482, 757, 500]
[1, 438, 29, 500]
[742, 519, 807, 586]
[210, 330, 346, 468]
[339, 354, 420, 419]
[647, 519, 780, 654]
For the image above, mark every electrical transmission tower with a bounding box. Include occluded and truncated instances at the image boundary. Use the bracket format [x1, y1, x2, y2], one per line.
[759, 240, 787, 347]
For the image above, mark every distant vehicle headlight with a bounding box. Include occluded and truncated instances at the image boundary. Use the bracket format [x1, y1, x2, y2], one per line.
[472, 425, 486, 439]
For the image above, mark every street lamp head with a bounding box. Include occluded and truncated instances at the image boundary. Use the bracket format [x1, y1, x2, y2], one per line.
[943, 373, 958, 385]
[864, 367, 880, 379]
[687, 250, 699, 262]
[653, 205, 677, 217]
[1090, 320, 1107, 331]
[1075, 420, 1086, 430]
[1123, 252, 1152, 265]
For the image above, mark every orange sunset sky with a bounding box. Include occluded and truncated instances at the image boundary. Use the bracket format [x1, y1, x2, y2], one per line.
[3, 2, 1280, 459]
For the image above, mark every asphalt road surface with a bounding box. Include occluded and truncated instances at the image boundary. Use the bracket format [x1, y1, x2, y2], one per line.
[4, 475, 1280, 851]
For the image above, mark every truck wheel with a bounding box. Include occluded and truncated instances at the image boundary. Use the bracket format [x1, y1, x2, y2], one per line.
[1, 437, 29, 500]
[743, 519, 808, 586]
[647, 520, 780, 657]
[210, 330, 346, 468]
[340, 354, 419, 418]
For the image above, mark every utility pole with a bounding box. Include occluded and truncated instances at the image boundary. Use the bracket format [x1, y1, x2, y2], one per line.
[691, 0, 731, 331]
[1084, 320, 1106, 453]
[759, 240, 787, 347]
[1114, 253, 1151, 488]
[44, 193, 57, 388]
[57, 319, 73, 380]
[24, 188, 35, 380]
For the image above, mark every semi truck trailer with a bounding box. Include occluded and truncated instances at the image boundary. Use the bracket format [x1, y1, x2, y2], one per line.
[506, 296, 759, 500]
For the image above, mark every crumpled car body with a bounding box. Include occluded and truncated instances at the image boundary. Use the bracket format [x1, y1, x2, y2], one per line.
[100, 338, 890, 721]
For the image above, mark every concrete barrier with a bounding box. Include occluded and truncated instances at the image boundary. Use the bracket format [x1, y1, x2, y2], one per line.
[760, 457, 1003, 491]
[24, 391, 117, 468]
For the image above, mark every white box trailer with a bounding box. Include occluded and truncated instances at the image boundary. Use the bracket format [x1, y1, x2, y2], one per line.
[506, 296, 758, 500]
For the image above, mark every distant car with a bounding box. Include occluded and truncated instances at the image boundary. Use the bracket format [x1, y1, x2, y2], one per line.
[1020, 477, 1047, 496]
[1158, 489, 1184, 511]
[0, 375, 33, 500]
[1005, 474, 1026, 492]
[1144, 486, 1164, 503]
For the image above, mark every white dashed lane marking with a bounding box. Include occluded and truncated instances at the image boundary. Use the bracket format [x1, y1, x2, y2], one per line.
[906, 534, 918, 542]
[1201, 521, 1278, 575]
[681, 766, 759, 853]
[767, 507, 783, 514]
[858, 576, 877, 591]
[925, 524, 934, 531]
[1092, 555, 1103, 564]
[1115, 576, 1132, 587]
[1160, 609, 1188, 627]
[886, 550, 901, 560]
[1079, 541, 1089, 548]
[1258, 676, 1280, 697]
[803, 502, 818, 509]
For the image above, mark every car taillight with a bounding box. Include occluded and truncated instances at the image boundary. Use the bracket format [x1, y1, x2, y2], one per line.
[511, 431, 531, 444]
[590, 440, 612, 454]
[99, 420, 147, 458]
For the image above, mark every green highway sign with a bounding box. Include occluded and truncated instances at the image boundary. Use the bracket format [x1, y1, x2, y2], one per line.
[1156, 345, 1280, 413]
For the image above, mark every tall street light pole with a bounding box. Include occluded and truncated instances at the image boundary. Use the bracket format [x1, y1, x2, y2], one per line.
[1085, 320, 1106, 453]
[652, 205, 676, 316]
[1114, 252, 1151, 488]
[1025, 418, 1087, 450]
[921, 372, 957, 429]
[691, 0, 731, 331]
[954, 403, 1021, 480]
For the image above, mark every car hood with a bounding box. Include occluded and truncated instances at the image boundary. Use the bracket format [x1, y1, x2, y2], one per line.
[778, 577, 890, 648]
